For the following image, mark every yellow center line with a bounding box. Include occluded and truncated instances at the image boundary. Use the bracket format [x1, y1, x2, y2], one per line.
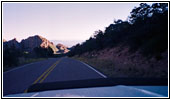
[32, 60, 59, 84]
[24, 89, 28, 93]
[39, 62, 58, 83]
[24, 58, 62, 93]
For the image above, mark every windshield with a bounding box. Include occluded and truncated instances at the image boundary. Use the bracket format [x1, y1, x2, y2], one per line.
[2, 2, 168, 98]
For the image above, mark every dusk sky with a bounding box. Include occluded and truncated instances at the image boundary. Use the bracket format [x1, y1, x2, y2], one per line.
[3, 3, 140, 46]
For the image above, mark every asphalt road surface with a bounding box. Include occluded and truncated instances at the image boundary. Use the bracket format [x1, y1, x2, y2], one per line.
[3, 57, 106, 96]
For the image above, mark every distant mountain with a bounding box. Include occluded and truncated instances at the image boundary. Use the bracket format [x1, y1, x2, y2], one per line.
[3, 38, 21, 50]
[21, 35, 58, 53]
[3, 35, 70, 54]
[56, 43, 70, 54]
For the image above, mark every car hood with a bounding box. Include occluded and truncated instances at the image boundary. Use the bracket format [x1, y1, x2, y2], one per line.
[5, 85, 168, 97]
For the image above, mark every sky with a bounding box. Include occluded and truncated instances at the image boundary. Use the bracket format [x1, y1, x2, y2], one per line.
[3, 3, 140, 46]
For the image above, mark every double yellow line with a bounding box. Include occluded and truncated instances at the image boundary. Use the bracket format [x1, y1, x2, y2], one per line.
[24, 59, 61, 93]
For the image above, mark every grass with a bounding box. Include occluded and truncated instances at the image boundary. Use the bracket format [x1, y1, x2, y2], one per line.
[72, 56, 167, 78]
[19, 58, 47, 65]
[3, 58, 47, 72]
[72, 56, 116, 77]
[72, 56, 137, 78]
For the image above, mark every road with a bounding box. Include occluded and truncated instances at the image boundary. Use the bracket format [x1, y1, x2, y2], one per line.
[3, 57, 106, 96]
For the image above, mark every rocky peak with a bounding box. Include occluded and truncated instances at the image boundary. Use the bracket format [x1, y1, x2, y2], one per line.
[56, 43, 70, 54]
[13, 38, 17, 41]
[56, 43, 68, 50]
[3, 35, 70, 54]
[3, 38, 20, 49]
[21, 35, 58, 53]
[8, 38, 19, 44]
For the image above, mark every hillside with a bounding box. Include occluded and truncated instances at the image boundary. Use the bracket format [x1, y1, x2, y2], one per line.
[69, 3, 168, 78]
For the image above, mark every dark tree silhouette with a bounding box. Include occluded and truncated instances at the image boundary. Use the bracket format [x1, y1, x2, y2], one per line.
[3, 44, 22, 67]
[33, 47, 54, 57]
[68, 3, 168, 58]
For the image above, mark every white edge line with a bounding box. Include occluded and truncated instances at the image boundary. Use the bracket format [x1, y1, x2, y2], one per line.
[3, 61, 41, 74]
[3, 58, 55, 74]
[31, 93, 39, 97]
[80, 61, 107, 78]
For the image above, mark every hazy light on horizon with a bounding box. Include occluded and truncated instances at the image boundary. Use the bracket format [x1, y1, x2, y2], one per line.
[3, 3, 140, 43]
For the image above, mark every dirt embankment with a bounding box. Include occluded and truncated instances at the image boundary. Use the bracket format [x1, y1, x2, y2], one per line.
[76, 46, 168, 78]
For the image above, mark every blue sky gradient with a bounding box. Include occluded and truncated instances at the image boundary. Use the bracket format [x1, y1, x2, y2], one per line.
[3, 3, 140, 46]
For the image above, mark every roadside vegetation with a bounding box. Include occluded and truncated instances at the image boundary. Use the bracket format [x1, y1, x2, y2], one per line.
[3, 46, 53, 72]
[69, 3, 168, 78]
[73, 56, 115, 77]
[68, 3, 168, 58]
[73, 54, 168, 78]
[3, 57, 47, 72]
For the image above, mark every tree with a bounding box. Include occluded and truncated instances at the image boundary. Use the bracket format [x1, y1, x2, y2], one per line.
[129, 3, 151, 24]
[3, 44, 21, 67]
[33, 47, 54, 57]
[68, 3, 168, 58]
